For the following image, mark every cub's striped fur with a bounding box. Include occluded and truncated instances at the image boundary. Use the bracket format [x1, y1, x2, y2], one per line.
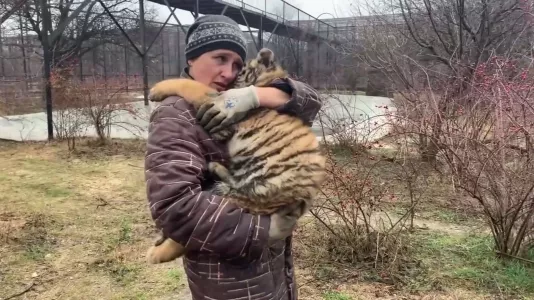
[145, 48, 326, 264]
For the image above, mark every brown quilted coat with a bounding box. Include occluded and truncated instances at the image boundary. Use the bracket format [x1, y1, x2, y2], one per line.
[145, 69, 322, 300]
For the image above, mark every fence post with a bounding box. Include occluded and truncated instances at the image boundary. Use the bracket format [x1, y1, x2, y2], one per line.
[18, 13, 28, 90]
[296, 10, 300, 77]
[139, 0, 149, 105]
[0, 27, 4, 79]
[317, 21, 320, 88]
[177, 26, 182, 74]
[79, 55, 83, 81]
[40, 0, 54, 140]
[161, 33, 165, 79]
[124, 47, 129, 92]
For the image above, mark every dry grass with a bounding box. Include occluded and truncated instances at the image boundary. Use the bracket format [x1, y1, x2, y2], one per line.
[293, 143, 534, 300]
[1, 139, 532, 300]
[0, 139, 189, 300]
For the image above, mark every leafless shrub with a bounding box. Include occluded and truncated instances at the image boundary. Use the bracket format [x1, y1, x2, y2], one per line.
[341, 0, 534, 163]
[50, 65, 144, 148]
[50, 67, 88, 150]
[434, 55, 534, 257]
[388, 54, 534, 258]
[299, 97, 426, 284]
[78, 75, 144, 145]
[342, 0, 534, 259]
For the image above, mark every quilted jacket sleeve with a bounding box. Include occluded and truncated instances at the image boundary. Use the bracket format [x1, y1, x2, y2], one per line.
[145, 97, 270, 261]
[270, 77, 323, 127]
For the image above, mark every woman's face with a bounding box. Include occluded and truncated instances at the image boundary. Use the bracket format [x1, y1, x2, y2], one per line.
[188, 49, 244, 92]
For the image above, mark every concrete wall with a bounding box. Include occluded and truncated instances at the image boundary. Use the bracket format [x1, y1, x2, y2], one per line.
[0, 93, 393, 143]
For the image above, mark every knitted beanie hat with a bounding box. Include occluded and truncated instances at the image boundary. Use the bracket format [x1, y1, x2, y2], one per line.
[185, 15, 248, 62]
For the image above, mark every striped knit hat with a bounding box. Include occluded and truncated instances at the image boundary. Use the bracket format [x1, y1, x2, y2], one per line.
[185, 15, 248, 62]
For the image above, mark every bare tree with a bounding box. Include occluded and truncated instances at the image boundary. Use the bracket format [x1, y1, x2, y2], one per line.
[19, 0, 157, 69]
[341, 0, 534, 162]
[353, 0, 534, 92]
[1, 0, 28, 25]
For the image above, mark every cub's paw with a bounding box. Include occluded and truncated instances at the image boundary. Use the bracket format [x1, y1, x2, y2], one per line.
[146, 246, 163, 264]
[211, 127, 235, 142]
[213, 181, 232, 196]
[208, 161, 222, 174]
[145, 242, 184, 264]
[148, 80, 179, 102]
[146, 234, 170, 264]
[148, 86, 170, 102]
[208, 162, 230, 179]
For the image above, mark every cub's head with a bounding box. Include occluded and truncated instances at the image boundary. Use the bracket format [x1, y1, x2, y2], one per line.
[234, 48, 287, 88]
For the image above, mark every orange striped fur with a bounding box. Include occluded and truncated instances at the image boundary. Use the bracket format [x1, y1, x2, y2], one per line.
[146, 48, 326, 264]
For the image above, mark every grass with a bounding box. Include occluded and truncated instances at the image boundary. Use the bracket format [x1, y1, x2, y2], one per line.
[0, 139, 187, 300]
[323, 291, 355, 300]
[410, 231, 534, 296]
[1, 139, 533, 300]
[296, 142, 534, 299]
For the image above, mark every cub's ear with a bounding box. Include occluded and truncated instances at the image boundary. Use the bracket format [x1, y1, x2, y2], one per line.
[256, 48, 275, 67]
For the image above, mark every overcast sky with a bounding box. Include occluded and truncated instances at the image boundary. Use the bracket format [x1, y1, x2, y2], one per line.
[147, 0, 356, 28]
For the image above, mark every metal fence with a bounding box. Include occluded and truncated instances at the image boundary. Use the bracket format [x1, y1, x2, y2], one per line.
[0, 0, 359, 117]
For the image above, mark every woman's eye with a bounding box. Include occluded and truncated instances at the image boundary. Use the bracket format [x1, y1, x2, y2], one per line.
[215, 56, 226, 63]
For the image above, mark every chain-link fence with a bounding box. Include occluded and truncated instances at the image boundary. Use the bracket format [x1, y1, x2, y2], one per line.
[0, 0, 355, 117]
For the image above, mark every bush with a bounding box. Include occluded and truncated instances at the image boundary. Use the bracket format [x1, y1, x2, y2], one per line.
[298, 141, 424, 284]
[50, 66, 144, 149]
[439, 56, 534, 258]
[395, 55, 534, 258]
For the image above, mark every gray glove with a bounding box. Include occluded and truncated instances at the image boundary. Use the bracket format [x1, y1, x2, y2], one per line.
[267, 201, 309, 245]
[196, 86, 260, 133]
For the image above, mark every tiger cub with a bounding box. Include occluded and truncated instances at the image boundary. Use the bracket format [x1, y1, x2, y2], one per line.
[145, 48, 326, 264]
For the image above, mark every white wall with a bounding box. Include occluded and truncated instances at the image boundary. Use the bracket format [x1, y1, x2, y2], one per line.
[0, 94, 393, 143]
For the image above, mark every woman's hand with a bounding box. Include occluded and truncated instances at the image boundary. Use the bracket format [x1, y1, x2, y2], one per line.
[267, 201, 308, 245]
[196, 86, 291, 133]
[196, 86, 260, 133]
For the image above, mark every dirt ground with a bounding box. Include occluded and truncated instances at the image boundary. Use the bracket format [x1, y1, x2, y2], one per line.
[1, 139, 532, 300]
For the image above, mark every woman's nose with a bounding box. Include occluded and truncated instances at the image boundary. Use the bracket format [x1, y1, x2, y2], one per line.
[220, 64, 235, 80]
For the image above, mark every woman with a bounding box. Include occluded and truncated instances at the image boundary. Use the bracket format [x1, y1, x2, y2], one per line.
[145, 15, 322, 300]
